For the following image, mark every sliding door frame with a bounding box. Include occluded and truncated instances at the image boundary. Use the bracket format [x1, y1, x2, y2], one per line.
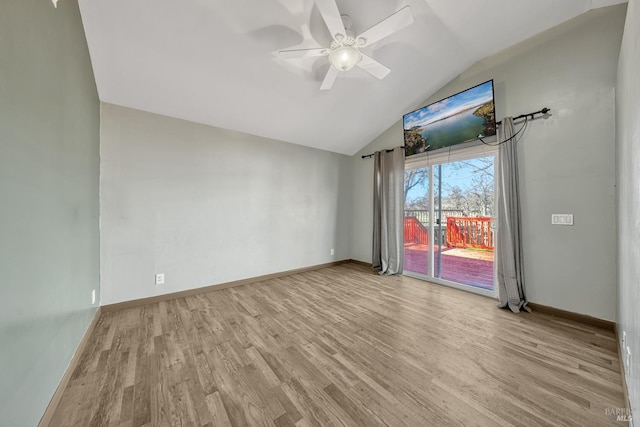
[404, 143, 499, 299]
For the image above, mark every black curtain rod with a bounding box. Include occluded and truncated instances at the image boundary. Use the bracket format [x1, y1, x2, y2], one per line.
[361, 107, 550, 159]
[496, 107, 550, 126]
[361, 146, 405, 159]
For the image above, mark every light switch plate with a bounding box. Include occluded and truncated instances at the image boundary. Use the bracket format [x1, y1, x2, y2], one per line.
[551, 214, 573, 225]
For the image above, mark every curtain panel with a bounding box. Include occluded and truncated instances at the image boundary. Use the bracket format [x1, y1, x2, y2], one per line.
[372, 147, 404, 275]
[496, 117, 528, 312]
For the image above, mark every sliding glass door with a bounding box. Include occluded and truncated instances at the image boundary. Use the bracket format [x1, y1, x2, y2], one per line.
[404, 146, 497, 295]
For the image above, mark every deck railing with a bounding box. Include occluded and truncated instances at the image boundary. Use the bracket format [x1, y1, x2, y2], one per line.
[446, 217, 494, 250]
[404, 216, 429, 245]
[404, 209, 470, 225]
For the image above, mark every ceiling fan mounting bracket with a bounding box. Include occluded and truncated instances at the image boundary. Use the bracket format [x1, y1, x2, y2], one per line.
[340, 14, 353, 31]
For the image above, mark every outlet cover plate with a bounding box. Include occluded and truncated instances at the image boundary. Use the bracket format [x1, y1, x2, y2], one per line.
[155, 273, 165, 285]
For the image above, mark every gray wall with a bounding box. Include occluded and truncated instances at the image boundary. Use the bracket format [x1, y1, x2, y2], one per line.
[616, 0, 639, 416]
[0, 0, 100, 426]
[100, 103, 351, 305]
[351, 5, 626, 321]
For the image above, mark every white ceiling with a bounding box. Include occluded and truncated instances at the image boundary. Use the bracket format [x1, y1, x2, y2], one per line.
[78, 0, 626, 155]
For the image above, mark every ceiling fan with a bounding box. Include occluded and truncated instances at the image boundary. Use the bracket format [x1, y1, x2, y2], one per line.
[278, 0, 414, 90]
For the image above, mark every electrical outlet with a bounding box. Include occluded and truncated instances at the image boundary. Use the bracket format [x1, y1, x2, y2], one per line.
[622, 330, 626, 348]
[330, 248, 334, 256]
[91, 289, 96, 305]
[155, 273, 165, 285]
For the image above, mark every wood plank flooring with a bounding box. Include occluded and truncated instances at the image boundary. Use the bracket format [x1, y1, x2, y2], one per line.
[48, 263, 625, 426]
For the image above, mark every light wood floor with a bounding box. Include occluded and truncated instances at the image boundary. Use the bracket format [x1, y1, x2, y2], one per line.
[49, 263, 625, 426]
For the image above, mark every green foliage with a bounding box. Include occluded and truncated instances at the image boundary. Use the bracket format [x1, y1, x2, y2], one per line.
[404, 129, 428, 156]
[473, 100, 496, 137]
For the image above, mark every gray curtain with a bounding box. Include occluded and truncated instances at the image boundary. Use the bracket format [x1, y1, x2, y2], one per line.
[496, 117, 529, 312]
[372, 147, 404, 275]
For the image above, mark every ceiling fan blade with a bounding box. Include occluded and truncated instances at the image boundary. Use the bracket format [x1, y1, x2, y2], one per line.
[315, 0, 346, 40]
[357, 54, 390, 80]
[320, 66, 339, 90]
[357, 6, 414, 46]
[278, 48, 328, 59]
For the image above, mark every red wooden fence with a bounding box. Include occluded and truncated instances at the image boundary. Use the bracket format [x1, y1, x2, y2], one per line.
[404, 216, 429, 245]
[446, 217, 494, 250]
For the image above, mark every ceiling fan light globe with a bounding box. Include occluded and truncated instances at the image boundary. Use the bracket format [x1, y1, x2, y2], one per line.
[329, 45, 361, 71]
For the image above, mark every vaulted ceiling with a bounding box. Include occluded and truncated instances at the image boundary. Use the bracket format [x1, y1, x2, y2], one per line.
[78, 0, 626, 155]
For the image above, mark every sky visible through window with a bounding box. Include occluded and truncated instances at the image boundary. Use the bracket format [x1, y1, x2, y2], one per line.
[405, 156, 494, 206]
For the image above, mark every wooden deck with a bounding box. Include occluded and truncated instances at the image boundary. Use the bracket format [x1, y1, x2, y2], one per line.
[404, 244, 494, 290]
